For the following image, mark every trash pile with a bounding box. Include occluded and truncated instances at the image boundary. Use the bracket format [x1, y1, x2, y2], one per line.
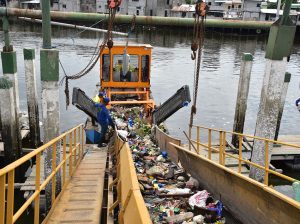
[111, 106, 225, 224]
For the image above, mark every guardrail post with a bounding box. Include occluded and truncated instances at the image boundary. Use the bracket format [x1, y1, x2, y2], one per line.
[74, 129, 77, 166]
[81, 125, 84, 157]
[6, 170, 14, 224]
[208, 129, 212, 160]
[69, 132, 73, 177]
[52, 144, 57, 204]
[0, 174, 5, 224]
[222, 132, 226, 165]
[34, 152, 41, 224]
[24, 48, 41, 148]
[188, 125, 192, 151]
[219, 131, 223, 164]
[196, 126, 200, 154]
[264, 140, 269, 185]
[238, 135, 243, 173]
[232, 53, 253, 147]
[63, 136, 67, 185]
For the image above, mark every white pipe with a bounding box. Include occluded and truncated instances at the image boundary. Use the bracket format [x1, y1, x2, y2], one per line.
[18, 17, 128, 36]
[276, 0, 282, 20]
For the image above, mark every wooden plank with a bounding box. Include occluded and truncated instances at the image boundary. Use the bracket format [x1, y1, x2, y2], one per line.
[45, 148, 107, 224]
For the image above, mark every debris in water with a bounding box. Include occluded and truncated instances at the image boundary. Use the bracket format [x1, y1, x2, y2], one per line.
[112, 106, 226, 224]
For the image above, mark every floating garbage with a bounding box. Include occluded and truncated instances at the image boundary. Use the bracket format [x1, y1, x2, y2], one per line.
[111, 106, 226, 224]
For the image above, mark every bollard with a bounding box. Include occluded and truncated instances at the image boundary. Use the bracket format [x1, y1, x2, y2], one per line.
[0, 78, 21, 164]
[24, 48, 41, 148]
[232, 53, 253, 147]
[292, 181, 300, 202]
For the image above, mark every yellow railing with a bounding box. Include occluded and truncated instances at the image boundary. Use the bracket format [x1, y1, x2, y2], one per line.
[188, 125, 299, 186]
[109, 132, 152, 224]
[0, 123, 85, 224]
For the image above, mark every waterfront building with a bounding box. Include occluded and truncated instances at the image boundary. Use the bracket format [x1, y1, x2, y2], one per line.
[51, 0, 81, 12]
[242, 0, 263, 20]
[96, 0, 147, 15]
[170, 4, 195, 18]
[19, 0, 40, 9]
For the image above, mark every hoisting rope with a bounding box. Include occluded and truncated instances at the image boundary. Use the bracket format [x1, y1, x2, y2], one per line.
[60, 0, 122, 108]
[189, 0, 208, 128]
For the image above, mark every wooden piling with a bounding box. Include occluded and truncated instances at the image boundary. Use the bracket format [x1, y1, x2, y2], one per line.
[24, 48, 41, 148]
[274, 72, 291, 141]
[232, 53, 253, 147]
[0, 78, 20, 164]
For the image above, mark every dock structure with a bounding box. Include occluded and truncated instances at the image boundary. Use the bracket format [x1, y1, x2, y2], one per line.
[45, 147, 107, 224]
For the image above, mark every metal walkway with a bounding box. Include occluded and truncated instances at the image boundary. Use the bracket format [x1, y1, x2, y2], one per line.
[45, 147, 107, 224]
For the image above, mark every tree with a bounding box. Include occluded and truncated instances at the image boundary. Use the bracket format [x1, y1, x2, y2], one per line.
[267, 0, 298, 9]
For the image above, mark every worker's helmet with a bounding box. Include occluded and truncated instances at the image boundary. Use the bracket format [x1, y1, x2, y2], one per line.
[103, 97, 110, 105]
[98, 92, 105, 97]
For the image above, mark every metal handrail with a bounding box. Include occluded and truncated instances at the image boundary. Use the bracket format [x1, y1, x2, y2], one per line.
[188, 125, 300, 186]
[0, 123, 85, 224]
[109, 132, 152, 224]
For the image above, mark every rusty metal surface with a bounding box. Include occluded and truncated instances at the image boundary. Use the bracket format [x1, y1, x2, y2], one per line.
[0, 8, 272, 29]
[154, 126, 181, 163]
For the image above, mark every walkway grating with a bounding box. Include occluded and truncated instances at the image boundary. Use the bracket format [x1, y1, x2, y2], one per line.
[46, 147, 107, 224]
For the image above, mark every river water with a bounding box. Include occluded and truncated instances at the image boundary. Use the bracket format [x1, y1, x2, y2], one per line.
[3, 22, 300, 141]
[2, 22, 300, 224]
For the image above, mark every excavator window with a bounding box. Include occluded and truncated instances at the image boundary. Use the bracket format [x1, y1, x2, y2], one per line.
[112, 54, 139, 82]
[142, 55, 150, 82]
[102, 54, 110, 82]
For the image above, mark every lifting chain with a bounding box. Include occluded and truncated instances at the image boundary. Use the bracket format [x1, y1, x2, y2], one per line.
[189, 0, 208, 127]
[62, 2, 119, 108]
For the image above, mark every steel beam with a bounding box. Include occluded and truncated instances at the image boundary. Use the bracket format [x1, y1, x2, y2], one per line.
[0, 7, 272, 30]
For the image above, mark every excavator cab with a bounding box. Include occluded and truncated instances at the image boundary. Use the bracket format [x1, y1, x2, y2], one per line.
[100, 44, 155, 114]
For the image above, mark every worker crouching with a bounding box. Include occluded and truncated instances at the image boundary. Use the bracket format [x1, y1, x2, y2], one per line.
[95, 97, 115, 147]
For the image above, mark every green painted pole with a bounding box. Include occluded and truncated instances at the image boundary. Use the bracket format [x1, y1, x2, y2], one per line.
[40, 0, 60, 211]
[2, 16, 12, 52]
[41, 0, 51, 48]
[281, 0, 292, 25]
[0, 7, 272, 30]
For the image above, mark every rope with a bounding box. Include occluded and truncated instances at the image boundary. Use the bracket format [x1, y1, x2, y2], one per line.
[189, 1, 207, 127]
[61, 8, 117, 108]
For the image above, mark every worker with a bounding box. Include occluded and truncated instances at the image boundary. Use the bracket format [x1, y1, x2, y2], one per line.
[93, 91, 105, 104]
[114, 59, 135, 82]
[95, 97, 114, 147]
[296, 98, 300, 111]
[91, 92, 105, 126]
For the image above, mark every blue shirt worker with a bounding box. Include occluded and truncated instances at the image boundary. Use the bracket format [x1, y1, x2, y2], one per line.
[296, 98, 300, 111]
[95, 97, 114, 147]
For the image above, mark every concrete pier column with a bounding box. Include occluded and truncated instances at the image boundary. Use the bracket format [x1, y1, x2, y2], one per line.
[274, 72, 291, 141]
[0, 78, 20, 164]
[250, 0, 296, 182]
[232, 53, 253, 147]
[24, 49, 41, 148]
[41, 49, 61, 211]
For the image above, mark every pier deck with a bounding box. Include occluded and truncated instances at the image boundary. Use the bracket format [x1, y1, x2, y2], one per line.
[45, 147, 107, 224]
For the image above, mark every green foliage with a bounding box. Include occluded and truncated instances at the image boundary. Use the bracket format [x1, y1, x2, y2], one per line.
[267, 2, 277, 9]
[185, 0, 192, 4]
[267, 0, 298, 9]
